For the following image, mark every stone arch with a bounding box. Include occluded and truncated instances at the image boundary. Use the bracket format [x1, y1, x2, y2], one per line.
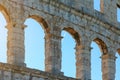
[91, 40, 103, 80]
[114, 42, 120, 55]
[90, 34, 108, 55]
[59, 21, 84, 44]
[117, 48, 120, 55]
[93, 38, 108, 55]
[27, 15, 50, 34]
[62, 27, 81, 46]
[24, 15, 50, 70]
[90, 35, 117, 80]
[61, 26, 83, 78]
[0, 4, 10, 23]
[90, 37, 108, 80]
[61, 27, 77, 77]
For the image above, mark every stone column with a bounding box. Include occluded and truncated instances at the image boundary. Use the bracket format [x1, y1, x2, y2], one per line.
[45, 33, 63, 75]
[75, 45, 91, 80]
[7, 23, 26, 66]
[101, 54, 116, 80]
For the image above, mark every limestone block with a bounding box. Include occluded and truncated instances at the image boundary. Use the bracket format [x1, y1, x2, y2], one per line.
[3, 71, 11, 80]
[0, 71, 2, 80]
[22, 75, 30, 80]
[14, 73, 22, 80]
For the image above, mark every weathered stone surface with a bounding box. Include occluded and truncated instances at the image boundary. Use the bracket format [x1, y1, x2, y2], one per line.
[0, 0, 120, 80]
[0, 63, 78, 80]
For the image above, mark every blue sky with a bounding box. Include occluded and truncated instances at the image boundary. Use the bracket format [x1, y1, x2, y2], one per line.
[94, 0, 100, 11]
[117, 7, 120, 22]
[0, 0, 120, 80]
[0, 12, 7, 62]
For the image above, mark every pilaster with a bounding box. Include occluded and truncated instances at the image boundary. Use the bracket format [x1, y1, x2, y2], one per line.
[6, 23, 26, 66]
[101, 54, 116, 80]
[75, 45, 91, 80]
[45, 33, 63, 75]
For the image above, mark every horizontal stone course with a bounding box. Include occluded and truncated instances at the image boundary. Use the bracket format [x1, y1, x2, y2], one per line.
[0, 0, 120, 80]
[0, 63, 79, 80]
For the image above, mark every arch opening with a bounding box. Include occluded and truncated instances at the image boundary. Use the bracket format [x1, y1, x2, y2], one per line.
[94, 0, 104, 12]
[63, 27, 80, 45]
[94, 0, 100, 11]
[93, 38, 108, 55]
[61, 27, 81, 78]
[115, 49, 120, 80]
[28, 15, 49, 33]
[0, 12, 7, 63]
[117, 49, 120, 55]
[117, 4, 120, 22]
[91, 41, 102, 80]
[91, 38, 108, 80]
[24, 17, 46, 71]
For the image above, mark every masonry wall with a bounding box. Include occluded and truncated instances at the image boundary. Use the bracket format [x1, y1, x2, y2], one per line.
[0, 63, 78, 80]
[0, 0, 120, 80]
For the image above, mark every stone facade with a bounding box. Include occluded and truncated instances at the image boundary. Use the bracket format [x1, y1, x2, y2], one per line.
[0, 0, 120, 80]
[0, 63, 78, 80]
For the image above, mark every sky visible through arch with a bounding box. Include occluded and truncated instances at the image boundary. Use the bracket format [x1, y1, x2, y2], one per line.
[0, 1, 120, 80]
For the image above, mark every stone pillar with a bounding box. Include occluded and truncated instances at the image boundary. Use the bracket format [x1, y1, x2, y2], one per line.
[7, 23, 26, 66]
[101, 54, 116, 80]
[45, 33, 63, 75]
[75, 45, 91, 80]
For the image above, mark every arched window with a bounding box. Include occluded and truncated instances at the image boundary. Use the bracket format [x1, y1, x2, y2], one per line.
[0, 12, 7, 63]
[91, 41, 102, 80]
[91, 38, 108, 80]
[61, 30, 76, 78]
[94, 0, 100, 11]
[24, 18, 45, 70]
[94, 0, 104, 12]
[117, 5, 120, 22]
